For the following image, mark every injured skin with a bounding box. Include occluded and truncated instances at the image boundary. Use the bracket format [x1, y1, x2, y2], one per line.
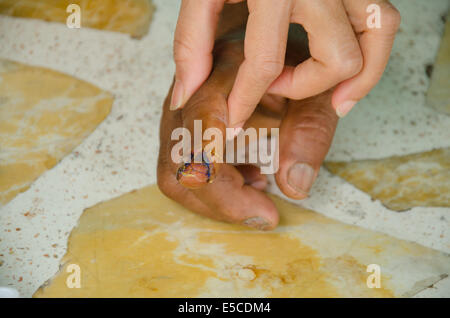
[176, 152, 216, 189]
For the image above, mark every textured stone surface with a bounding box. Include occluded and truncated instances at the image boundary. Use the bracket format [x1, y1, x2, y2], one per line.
[34, 186, 449, 298]
[0, 59, 113, 206]
[0, 0, 449, 297]
[0, 0, 155, 38]
[325, 148, 450, 211]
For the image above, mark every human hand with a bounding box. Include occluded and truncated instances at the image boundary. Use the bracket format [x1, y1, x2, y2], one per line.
[171, 0, 400, 128]
[158, 38, 339, 230]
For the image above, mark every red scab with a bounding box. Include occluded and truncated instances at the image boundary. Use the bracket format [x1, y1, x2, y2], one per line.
[177, 160, 216, 190]
[177, 163, 210, 189]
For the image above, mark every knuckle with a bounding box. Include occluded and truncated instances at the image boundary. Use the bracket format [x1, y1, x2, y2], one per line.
[173, 37, 194, 63]
[330, 50, 363, 79]
[290, 111, 336, 148]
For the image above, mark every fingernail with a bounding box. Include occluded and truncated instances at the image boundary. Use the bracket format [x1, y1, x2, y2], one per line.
[287, 163, 316, 195]
[336, 100, 357, 118]
[242, 217, 271, 231]
[170, 80, 184, 111]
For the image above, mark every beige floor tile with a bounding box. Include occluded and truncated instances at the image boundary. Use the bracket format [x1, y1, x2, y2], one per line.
[0, 0, 155, 38]
[0, 59, 113, 205]
[34, 185, 450, 297]
[325, 148, 450, 211]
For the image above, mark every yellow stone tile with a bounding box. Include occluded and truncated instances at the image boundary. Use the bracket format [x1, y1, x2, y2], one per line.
[0, 0, 155, 38]
[33, 185, 450, 298]
[325, 148, 450, 211]
[0, 59, 113, 205]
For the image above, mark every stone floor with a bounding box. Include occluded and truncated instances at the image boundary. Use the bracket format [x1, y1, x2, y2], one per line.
[0, 0, 449, 297]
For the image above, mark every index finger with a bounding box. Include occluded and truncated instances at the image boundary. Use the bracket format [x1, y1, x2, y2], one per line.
[171, 0, 225, 110]
[227, 0, 291, 129]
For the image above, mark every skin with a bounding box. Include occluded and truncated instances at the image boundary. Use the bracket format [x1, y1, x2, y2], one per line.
[170, 1, 401, 124]
[158, 22, 339, 230]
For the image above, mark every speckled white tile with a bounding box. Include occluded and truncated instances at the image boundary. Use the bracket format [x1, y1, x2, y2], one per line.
[329, 0, 450, 161]
[0, 0, 449, 297]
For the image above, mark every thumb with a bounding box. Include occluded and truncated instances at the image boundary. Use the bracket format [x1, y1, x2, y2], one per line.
[275, 91, 339, 199]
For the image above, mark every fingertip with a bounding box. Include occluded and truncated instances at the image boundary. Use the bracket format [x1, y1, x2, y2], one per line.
[170, 79, 185, 111]
[332, 83, 359, 117]
[335, 100, 357, 118]
[250, 179, 267, 191]
[274, 97, 337, 200]
[241, 216, 275, 231]
[275, 167, 310, 200]
[240, 191, 279, 231]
